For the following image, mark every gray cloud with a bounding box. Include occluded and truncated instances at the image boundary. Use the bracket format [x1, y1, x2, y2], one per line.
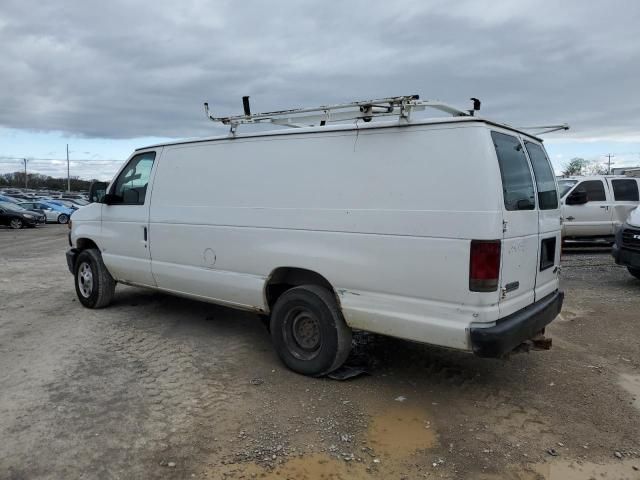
[1, 0, 639, 140]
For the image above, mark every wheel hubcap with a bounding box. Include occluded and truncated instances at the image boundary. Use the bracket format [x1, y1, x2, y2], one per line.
[283, 307, 322, 360]
[292, 313, 321, 350]
[77, 262, 93, 298]
[10, 219, 20, 228]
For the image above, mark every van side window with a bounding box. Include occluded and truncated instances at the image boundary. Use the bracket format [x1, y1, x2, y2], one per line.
[491, 131, 536, 211]
[111, 152, 156, 205]
[524, 142, 558, 210]
[611, 179, 639, 201]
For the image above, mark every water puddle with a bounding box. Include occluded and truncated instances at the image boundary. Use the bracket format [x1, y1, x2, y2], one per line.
[619, 373, 640, 411]
[367, 405, 436, 457]
[533, 459, 640, 479]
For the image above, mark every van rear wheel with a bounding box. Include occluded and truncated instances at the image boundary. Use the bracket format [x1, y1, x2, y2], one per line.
[74, 248, 116, 308]
[270, 285, 351, 377]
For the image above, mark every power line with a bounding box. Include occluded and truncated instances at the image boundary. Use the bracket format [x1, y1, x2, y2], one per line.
[0, 158, 123, 163]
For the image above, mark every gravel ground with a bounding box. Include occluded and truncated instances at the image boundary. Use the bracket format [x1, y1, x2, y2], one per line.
[1, 225, 639, 479]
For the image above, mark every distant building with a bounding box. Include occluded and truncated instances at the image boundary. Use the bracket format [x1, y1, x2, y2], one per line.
[612, 166, 640, 177]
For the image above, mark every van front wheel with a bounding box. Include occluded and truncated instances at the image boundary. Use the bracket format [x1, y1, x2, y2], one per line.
[74, 248, 116, 308]
[270, 285, 351, 377]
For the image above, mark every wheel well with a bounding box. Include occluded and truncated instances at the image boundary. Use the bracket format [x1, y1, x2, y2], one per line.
[265, 267, 338, 311]
[76, 238, 99, 252]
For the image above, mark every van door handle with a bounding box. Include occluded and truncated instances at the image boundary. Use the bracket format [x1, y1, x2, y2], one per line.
[566, 216, 575, 221]
[599, 206, 609, 210]
[143, 226, 147, 241]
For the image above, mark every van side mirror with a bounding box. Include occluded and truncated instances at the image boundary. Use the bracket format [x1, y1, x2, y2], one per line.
[102, 193, 124, 205]
[566, 188, 588, 205]
[89, 181, 108, 203]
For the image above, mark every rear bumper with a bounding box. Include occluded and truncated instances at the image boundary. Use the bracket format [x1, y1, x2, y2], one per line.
[470, 290, 564, 358]
[66, 248, 79, 274]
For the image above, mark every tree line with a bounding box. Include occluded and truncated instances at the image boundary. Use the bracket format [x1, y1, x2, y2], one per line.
[0, 171, 98, 191]
[561, 158, 608, 177]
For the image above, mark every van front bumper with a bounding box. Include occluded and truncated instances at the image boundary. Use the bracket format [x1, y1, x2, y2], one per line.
[470, 290, 564, 358]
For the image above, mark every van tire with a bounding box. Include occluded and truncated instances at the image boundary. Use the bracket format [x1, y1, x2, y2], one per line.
[628, 267, 640, 280]
[270, 285, 351, 376]
[74, 248, 116, 309]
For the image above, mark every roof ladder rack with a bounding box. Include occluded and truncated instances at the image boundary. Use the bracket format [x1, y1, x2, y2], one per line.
[203, 95, 481, 135]
[516, 124, 570, 135]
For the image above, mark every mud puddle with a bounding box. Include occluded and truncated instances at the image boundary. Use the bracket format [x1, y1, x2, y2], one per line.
[533, 459, 640, 479]
[620, 373, 640, 411]
[211, 401, 436, 478]
[367, 404, 436, 457]
[213, 453, 371, 480]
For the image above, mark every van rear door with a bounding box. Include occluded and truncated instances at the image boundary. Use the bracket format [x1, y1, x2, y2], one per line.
[523, 140, 561, 300]
[491, 131, 538, 318]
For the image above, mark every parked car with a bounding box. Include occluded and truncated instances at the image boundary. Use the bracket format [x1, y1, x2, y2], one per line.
[0, 194, 20, 204]
[67, 198, 89, 207]
[0, 201, 41, 229]
[62, 194, 87, 201]
[49, 198, 89, 209]
[612, 206, 640, 280]
[47, 199, 78, 210]
[559, 176, 640, 241]
[18, 201, 73, 224]
[66, 97, 563, 376]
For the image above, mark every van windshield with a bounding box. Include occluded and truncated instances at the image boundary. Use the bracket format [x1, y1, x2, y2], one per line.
[557, 179, 578, 197]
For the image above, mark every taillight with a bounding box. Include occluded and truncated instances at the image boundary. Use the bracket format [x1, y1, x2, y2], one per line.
[469, 240, 501, 292]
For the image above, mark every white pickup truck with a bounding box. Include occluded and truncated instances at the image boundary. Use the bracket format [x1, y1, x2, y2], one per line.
[558, 175, 640, 240]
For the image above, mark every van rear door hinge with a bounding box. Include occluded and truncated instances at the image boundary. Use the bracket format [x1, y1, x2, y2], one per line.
[502, 220, 508, 233]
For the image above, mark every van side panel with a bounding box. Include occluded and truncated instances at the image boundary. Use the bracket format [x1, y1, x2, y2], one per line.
[148, 125, 503, 350]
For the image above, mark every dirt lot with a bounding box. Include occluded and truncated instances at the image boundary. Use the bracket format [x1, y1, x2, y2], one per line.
[1, 225, 639, 479]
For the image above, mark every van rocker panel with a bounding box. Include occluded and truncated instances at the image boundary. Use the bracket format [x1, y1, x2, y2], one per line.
[470, 290, 563, 358]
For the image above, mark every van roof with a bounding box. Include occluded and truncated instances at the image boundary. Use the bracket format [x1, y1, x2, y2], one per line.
[136, 116, 543, 151]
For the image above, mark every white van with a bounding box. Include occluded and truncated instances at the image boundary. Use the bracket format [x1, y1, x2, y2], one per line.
[558, 175, 640, 240]
[66, 96, 564, 376]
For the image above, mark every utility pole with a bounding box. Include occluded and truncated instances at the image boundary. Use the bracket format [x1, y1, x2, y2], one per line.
[22, 158, 28, 189]
[67, 144, 70, 192]
[605, 153, 615, 174]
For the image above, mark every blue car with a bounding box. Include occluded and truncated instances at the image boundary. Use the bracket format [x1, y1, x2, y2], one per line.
[18, 200, 74, 224]
[0, 194, 20, 204]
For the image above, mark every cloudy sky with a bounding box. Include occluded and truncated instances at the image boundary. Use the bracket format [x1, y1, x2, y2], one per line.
[1, 0, 639, 180]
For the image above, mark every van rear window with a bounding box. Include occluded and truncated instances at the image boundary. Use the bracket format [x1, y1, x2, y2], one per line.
[491, 132, 536, 211]
[524, 141, 558, 210]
